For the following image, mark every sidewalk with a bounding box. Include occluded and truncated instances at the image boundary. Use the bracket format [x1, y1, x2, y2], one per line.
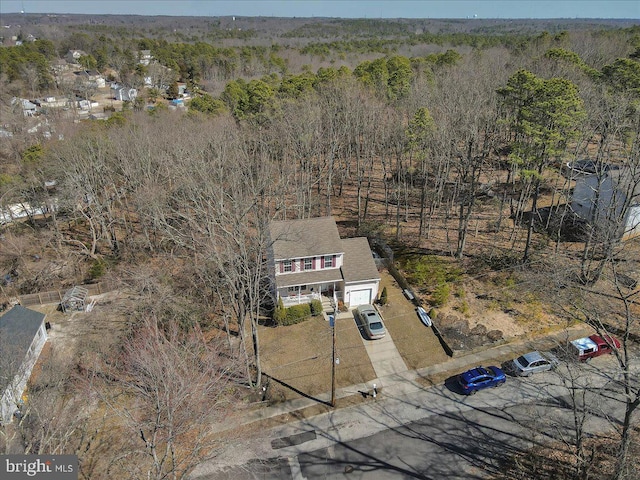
[227, 323, 593, 430]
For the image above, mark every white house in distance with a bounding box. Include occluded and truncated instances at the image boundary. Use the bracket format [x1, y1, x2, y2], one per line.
[268, 216, 380, 310]
[66, 49, 87, 64]
[1, 305, 48, 424]
[571, 166, 640, 241]
[112, 85, 138, 102]
[137, 49, 152, 66]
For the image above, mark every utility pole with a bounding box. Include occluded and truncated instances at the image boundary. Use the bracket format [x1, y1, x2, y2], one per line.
[330, 314, 336, 407]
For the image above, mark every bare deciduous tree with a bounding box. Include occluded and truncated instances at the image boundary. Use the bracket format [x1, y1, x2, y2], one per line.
[98, 315, 242, 480]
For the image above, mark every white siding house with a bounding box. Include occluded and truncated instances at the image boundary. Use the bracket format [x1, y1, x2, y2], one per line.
[268, 217, 380, 310]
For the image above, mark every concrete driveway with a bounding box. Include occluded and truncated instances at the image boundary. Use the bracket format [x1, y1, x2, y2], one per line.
[352, 307, 408, 378]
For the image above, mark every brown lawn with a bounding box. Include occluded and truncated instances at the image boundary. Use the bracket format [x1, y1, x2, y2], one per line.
[258, 312, 376, 402]
[376, 271, 450, 370]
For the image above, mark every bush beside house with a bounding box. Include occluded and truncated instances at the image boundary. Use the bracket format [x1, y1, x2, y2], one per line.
[379, 286, 388, 305]
[274, 299, 323, 326]
[310, 299, 323, 315]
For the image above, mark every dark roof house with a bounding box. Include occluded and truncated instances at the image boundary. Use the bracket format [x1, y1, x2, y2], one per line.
[571, 166, 640, 241]
[1, 305, 48, 423]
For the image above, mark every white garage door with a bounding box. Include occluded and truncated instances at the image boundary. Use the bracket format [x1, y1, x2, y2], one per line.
[350, 289, 372, 307]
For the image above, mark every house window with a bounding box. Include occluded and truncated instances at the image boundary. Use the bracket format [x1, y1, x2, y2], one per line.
[288, 285, 306, 293]
[304, 258, 313, 270]
[283, 260, 292, 272]
[324, 255, 333, 268]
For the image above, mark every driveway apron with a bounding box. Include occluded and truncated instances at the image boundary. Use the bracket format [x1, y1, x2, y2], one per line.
[361, 328, 408, 378]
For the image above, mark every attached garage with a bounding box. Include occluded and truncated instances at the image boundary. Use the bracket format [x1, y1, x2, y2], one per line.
[341, 237, 381, 308]
[348, 288, 372, 307]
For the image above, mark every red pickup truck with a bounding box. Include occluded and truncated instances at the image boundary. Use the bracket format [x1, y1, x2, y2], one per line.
[570, 334, 621, 361]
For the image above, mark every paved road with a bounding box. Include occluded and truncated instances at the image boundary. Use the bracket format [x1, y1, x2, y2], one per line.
[297, 403, 555, 479]
[294, 389, 621, 479]
[192, 353, 636, 479]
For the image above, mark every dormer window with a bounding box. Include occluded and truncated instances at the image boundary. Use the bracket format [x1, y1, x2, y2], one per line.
[304, 258, 313, 270]
[283, 260, 292, 272]
[324, 255, 333, 268]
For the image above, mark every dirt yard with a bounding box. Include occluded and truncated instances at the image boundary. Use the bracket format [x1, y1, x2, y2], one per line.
[28, 290, 131, 363]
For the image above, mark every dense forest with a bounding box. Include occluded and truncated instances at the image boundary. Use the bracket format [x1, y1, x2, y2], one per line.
[1, 14, 640, 479]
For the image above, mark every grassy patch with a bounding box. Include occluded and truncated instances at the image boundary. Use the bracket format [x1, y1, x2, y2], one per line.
[377, 272, 449, 370]
[399, 254, 462, 306]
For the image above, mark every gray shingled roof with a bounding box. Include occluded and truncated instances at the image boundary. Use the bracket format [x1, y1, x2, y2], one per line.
[275, 268, 344, 289]
[269, 216, 344, 260]
[341, 237, 380, 283]
[0, 305, 46, 392]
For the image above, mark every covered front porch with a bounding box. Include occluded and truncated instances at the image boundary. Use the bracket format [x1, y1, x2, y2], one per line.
[275, 268, 345, 310]
[278, 282, 344, 308]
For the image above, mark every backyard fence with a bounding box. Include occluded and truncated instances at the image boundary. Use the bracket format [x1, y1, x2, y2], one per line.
[17, 281, 119, 306]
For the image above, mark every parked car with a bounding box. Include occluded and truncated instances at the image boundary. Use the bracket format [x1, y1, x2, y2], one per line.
[457, 366, 506, 395]
[570, 334, 621, 361]
[511, 351, 559, 376]
[356, 304, 386, 340]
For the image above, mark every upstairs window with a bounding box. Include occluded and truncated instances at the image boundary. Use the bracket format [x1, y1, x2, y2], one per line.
[304, 258, 313, 270]
[283, 260, 292, 272]
[324, 255, 333, 268]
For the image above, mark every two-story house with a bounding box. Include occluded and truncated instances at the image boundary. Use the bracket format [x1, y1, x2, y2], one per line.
[1, 305, 48, 424]
[268, 216, 380, 309]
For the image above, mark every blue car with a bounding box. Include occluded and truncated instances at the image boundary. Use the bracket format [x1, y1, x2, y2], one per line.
[457, 366, 506, 395]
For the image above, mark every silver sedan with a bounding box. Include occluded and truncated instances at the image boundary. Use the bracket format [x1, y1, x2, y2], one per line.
[511, 351, 559, 377]
[356, 304, 386, 340]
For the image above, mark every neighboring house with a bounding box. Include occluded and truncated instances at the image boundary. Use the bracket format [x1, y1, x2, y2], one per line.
[12, 97, 37, 116]
[111, 84, 138, 102]
[0, 200, 57, 225]
[138, 49, 152, 65]
[87, 70, 106, 88]
[37, 96, 71, 109]
[66, 49, 87, 64]
[571, 166, 640, 241]
[51, 58, 70, 74]
[77, 99, 92, 111]
[74, 70, 106, 89]
[76, 98, 99, 111]
[0, 305, 48, 424]
[268, 216, 380, 309]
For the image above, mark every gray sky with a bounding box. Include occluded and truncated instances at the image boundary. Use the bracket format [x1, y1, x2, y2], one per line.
[1, 1, 639, 19]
